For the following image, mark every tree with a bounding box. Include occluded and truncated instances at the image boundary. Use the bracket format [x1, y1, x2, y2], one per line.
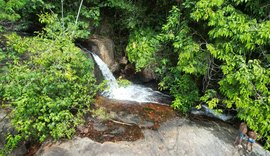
[126, 0, 270, 148]
[191, 0, 270, 148]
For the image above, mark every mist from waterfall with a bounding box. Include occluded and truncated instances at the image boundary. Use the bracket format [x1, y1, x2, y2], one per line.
[91, 52, 171, 103]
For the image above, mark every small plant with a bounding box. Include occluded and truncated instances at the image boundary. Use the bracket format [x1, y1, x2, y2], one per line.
[117, 77, 131, 87]
[91, 107, 111, 121]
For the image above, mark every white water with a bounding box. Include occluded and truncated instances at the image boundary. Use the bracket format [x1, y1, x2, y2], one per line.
[91, 52, 170, 103]
[110, 84, 169, 103]
[191, 105, 233, 121]
[91, 49, 234, 120]
[91, 53, 119, 91]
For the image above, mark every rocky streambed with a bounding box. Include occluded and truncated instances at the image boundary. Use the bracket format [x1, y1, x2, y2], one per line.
[34, 97, 269, 156]
[1, 96, 269, 156]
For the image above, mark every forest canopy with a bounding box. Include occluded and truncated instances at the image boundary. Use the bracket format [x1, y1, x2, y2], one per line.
[0, 0, 269, 153]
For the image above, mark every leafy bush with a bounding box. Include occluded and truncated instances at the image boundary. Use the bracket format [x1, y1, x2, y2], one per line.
[0, 14, 101, 154]
[0, 0, 102, 35]
[191, 0, 270, 148]
[126, 28, 159, 71]
[125, 2, 270, 148]
[159, 72, 199, 113]
[126, 6, 203, 112]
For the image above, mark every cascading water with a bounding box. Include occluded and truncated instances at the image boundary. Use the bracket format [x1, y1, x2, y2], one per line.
[91, 53, 119, 91]
[90, 51, 171, 103]
[88, 47, 234, 120]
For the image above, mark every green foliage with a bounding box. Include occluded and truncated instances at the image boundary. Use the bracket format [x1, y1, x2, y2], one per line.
[125, 1, 270, 148]
[0, 0, 146, 34]
[160, 72, 199, 113]
[200, 89, 219, 109]
[0, 48, 4, 61]
[0, 134, 22, 155]
[0, 0, 101, 34]
[126, 6, 203, 112]
[192, 0, 270, 148]
[1, 0, 270, 150]
[38, 13, 90, 39]
[126, 28, 159, 71]
[158, 6, 208, 76]
[104, 0, 133, 10]
[117, 78, 131, 87]
[0, 0, 28, 21]
[0, 15, 101, 154]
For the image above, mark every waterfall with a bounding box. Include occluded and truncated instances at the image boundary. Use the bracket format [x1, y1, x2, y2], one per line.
[85, 48, 171, 104]
[86, 47, 235, 120]
[91, 53, 119, 91]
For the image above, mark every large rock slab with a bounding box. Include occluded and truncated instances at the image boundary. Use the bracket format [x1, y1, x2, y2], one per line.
[36, 116, 269, 156]
[88, 35, 116, 71]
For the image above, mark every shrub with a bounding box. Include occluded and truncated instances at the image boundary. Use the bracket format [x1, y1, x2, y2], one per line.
[0, 15, 101, 154]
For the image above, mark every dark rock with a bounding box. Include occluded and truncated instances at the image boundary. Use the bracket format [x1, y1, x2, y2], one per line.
[119, 56, 128, 65]
[89, 35, 115, 71]
[110, 62, 120, 73]
[0, 110, 9, 147]
[110, 127, 125, 135]
[79, 35, 117, 72]
[97, 18, 114, 37]
[93, 122, 108, 132]
[138, 67, 156, 82]
[123, 64, 135, 76]
[115, 113, 141, 125]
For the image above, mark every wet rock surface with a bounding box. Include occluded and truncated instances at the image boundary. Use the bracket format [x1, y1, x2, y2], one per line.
[36, 117, 269, 156]
[73, 96, 175, 143]
[35, 97, 270, 156]
[94, 96, 176, 128]
[77, 119, 144, 143]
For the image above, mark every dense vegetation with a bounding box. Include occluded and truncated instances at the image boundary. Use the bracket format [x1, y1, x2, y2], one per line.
[0, 0, 269, 153]
[0, 4, 102, 154]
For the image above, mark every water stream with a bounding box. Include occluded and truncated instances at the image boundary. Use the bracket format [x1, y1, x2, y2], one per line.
[91, 53, 119, 90]
[83, 47, 233, 121]
[90, 52, 171, 104]
[89, 49, 233, 121]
